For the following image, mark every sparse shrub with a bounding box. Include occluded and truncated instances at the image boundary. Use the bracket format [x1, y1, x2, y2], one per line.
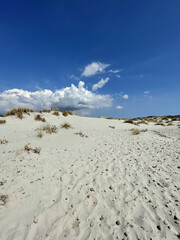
[41, 109, 51, 113]
[24, 144, 41, 154]
[130, 128, 147, 135]
[61, 122, 72, 129]
[167, 122, 173, 126]
[0, 120, 6, 124]
[39, 124, 58, 134]
[52, 109, 60, 116]
[0, 139, 8, 144]
[37, 130, 43, 138]
[5, 107, 34, 119]
[156, 122, 165, 126]
[141, 129, 148, 132]
[0, 194, 9, 206]
[109, 126, 115, 129]
[62, 111, 73, 117]
[131, 128, 140, 135]
[124, 119, 134, 124]
[34, 114, 46, 122]
[75, 131, 88, 138]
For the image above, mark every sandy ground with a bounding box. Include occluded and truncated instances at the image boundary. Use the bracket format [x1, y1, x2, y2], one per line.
[0, 113, 180, 240]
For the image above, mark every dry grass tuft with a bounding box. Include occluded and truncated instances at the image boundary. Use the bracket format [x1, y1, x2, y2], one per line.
[0, 139, 8, 144]
[0, 194, 9, 206]
[131, 128, 140, 135]
[124, 119, 134, 124]
[52, 109, 60, 116]
[61, 122, 72, 129]
[130, 128, 147, 135]
[39, 109, 51, 113]
[109, 126, 115, 129]
[156, 122, 165, 126]
[62, 111, 73, 117]
[167, 122, 173, 126]
[38, 124, 58, 134]
[34, 114, 46, 122]
[75, 131, 88, 138]
[5, 107, 34, 119]
[37, 130, 43, 138]
[24, 144, 41, 154]
[0, 120, 6, 124]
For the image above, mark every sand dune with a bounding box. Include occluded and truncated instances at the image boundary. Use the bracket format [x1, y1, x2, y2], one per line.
[0, 112, 180, 240]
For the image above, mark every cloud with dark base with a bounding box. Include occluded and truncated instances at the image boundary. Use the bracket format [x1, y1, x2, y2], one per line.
[0, 81, 113, 114]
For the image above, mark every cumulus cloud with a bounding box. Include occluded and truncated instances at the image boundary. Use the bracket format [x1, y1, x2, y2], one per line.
[0, 81, 113, 114]
[116, 105, 123, 109]
[123, 94, 128, 99]
[82, 62, 110, 77]
[69, 74, 80, 81]
[92, 78, 109, 91]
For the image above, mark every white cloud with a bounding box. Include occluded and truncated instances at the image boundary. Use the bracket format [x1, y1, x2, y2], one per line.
[144, 91, 150, 94]
[0, 82, 113, 114]
[92, 77, 109, 91]
[82, 62, 110, 77]
[108, 69, 123, 73]
[116, 105, 123, 109]
[123, 94, 128, 99]
[116, 75, 121, 78]
[70, 74, 80, 81]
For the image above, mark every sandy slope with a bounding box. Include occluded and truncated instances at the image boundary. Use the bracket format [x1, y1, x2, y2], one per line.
[0, 113, 180, 240]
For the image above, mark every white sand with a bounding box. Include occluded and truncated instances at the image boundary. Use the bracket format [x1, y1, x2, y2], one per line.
[0, 113, 180, 240]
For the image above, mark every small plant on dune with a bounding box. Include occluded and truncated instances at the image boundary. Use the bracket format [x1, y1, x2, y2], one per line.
[109, 126, 115, 129]
[52, 109, 60, 116]
[24, 144, 41, 154]
[131, 128, 140, 135]
[34, 114, 46, 122]
[39, 124, 58, 134]
[5, 107, 34, 119]
[0, 139, 8, 144]
[40, 109, 51, 113]
[62, 111, 73, 117]
[61, 122, 72, 129]
[156, 122, 165, 126]
[130, 128, 147, 135]
[167, 122, 173, 126]
[0, 120, 6, 124]
[37, 130, 43, 138]
[0, 194, 9, 206]
[124, 119, 134, 124]
[75, 131, 88, 138]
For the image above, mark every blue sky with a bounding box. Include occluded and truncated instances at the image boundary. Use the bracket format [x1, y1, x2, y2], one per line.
[0, 0, 180, 117]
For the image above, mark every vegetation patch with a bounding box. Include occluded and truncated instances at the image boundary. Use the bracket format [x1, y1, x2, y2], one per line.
[24, 144, 41, 154]
[34, 114, 46, 122]
[62, 111, 73, 117]
[61, 122, 72, 129]
[130, 128, 147, 135]
[39, 109, 51, 113]
[109, 126, 115, 129]
[75, 131, 88, 138]
[52, 109, 60, 116]
[0, 139, 8, 144]
[156, 122, 165, 126]
[0, 120, 6, 124]
[0, 194, 9, 206]
[5, 107, 34, 119]
[124, 119, 134, 124]
[38, 124, 58, 134]
[37, 130, 43, 138]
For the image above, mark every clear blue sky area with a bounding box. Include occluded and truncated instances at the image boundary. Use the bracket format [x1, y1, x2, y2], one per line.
[0, 0, 180, 117]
